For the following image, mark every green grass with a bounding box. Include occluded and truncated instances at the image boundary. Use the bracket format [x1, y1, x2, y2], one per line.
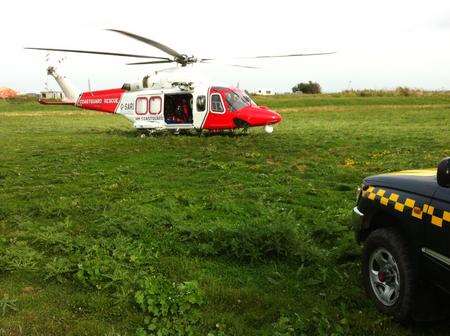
[1, 96, 450, 335]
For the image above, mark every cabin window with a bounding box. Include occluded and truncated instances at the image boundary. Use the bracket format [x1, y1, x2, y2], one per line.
[210, 93, 224, 113]
[149, 97, 162, 114]
[136, 97, 148, 115]
[196, 95, 206, 112]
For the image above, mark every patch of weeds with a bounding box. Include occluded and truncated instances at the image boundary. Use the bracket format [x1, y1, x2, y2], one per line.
[310, 225, 344, 247]
[0, 207, 8, 221]
[73, 237, 156, 290]
[134, 277, 204, 336]
[330, 234, 361, 264]
[29, 198, 74, 219]
[0, 241, 43, 271]
[75, 259, 131, 290]
[177, 222, 318, 263]
[26, 226, 75, 254]
[335, 183, 353, 192]
[273, 315, 305, 336]
[174, 193, 191, 206]
[0, 294, 18, 316]
[273, 311, 350, 336]
[180, 158, 207, 169]
[44, 257, 77, 283]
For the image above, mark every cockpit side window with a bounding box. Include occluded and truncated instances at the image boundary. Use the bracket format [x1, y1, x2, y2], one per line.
[226, 91, 248, 112]
[210, 93, 224, 113]
[242, 93, 256, 106]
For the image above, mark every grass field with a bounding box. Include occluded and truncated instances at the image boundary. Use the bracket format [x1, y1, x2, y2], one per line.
[1, 95, 450, 335]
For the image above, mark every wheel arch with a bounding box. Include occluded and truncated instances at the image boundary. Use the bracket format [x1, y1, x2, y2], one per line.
[359, 208, 409, 243]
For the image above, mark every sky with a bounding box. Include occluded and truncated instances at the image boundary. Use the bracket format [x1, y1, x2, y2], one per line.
[1, 0, 450, 93]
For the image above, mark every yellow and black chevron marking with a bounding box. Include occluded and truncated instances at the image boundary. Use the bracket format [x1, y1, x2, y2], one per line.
[361, 186, 450, 228]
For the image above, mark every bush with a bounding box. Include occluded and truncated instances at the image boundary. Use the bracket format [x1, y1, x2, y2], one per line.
[292, 81, 321, 94]
[339, 87, 429, 97]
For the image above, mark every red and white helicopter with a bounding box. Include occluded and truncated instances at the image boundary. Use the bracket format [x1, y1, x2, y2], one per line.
[27, 29, 334, 135]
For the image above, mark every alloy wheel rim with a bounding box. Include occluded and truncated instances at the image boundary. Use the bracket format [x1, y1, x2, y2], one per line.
[369, 248, 400, 306]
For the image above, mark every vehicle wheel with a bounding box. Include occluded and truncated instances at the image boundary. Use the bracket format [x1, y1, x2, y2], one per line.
[362, 228, 417, 322]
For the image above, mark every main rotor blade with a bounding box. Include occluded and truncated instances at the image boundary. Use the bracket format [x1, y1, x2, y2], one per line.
[24, 47, 171, 60]
[107, 29, 183, 59]
[239, 52, 336, 59]
[228, 64, 260, 69]
[126, 60, 175, 65]
[200, 60, 259, 69]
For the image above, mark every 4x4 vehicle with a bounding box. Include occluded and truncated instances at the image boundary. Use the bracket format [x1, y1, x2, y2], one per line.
[353, 158, 450, 321]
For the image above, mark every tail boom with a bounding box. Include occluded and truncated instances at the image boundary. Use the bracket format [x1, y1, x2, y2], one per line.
[76, 88, 125, 113]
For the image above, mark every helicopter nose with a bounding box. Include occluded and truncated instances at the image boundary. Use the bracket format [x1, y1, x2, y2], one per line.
[261, 108, 282, 125]
[235, 106, 282, 127]
[270, 111, 282, 124]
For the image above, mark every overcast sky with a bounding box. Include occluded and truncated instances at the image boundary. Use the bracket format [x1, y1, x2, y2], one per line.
[1, 0, 450, 93]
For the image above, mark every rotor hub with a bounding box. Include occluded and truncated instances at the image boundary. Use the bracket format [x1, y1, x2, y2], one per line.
[176, 55, 198, 66]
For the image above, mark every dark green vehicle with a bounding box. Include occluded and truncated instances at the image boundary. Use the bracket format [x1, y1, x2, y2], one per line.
[353, 158, 450, 321]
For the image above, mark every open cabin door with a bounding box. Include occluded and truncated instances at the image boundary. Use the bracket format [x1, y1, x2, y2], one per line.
[192, 92, 208, 129]
[163, 93, 194, 128]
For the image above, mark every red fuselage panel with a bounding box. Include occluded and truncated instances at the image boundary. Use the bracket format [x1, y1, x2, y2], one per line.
[76, 89, 125, 113]
[202, 87, 282, 130]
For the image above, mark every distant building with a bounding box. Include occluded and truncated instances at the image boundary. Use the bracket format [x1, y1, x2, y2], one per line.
[0, 87, 17, 98]
[254, 89, 274, 96]
[23, 93, 40, 98]
[40, 91, 63, 100]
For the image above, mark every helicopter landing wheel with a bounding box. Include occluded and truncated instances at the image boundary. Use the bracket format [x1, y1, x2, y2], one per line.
[136, 129, 147, 138]
[234, 119, 250, 134]
[240, 126, 250, 134]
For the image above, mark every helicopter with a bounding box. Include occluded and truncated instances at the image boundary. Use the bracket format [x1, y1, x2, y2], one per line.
[26, 29, 335, 135]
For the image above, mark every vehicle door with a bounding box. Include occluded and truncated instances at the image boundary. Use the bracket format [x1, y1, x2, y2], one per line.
[423, 186, 450, 288]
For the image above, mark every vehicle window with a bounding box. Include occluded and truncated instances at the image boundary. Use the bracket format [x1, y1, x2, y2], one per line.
[196, 95, 206, 112]
[211, 93, 224, 113]
[136, 97, 148, 115]
[226, 91, 248, 112]
[149, 97, 161, 114]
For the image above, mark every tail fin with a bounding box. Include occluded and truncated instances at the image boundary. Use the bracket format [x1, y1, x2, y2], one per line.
[46, 66, 80, 103]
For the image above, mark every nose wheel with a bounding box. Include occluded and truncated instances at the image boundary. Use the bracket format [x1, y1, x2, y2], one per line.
[264, 125, 274, 134]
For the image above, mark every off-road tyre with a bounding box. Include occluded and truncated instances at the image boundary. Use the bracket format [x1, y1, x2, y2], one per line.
[362, 228, 417, 323]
